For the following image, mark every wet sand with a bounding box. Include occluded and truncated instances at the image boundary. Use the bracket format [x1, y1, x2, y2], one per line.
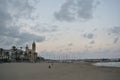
[0, 62, 120, 80]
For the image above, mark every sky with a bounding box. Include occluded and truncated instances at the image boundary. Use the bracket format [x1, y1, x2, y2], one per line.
[0, 0, 120, 59]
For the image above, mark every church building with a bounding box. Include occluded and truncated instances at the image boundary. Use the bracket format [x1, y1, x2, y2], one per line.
[0, 42, 38, 62]
[24, 42, 38, 62]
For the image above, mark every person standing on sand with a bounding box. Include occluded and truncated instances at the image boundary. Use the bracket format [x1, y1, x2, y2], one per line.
[48, 65, 51, 69]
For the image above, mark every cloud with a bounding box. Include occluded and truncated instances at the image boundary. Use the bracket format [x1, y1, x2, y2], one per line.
[54, 0, 99, 22]
[83, 33, 94, 39]
[114, 37, 119, 44]
[90, 40, 95, 44]
[31, 24, 58, 33]
[68, 43, 73, 46]
[0, 0, 45, 48]
[85, 45, 93, 49]
[0, 0, 34, 33]
[0, 30, 45, 48]
[107, 33, 111, 36]
[111, 26, 120, 34]
[109, 26, 120, 44]
[15, 32, 45, 44]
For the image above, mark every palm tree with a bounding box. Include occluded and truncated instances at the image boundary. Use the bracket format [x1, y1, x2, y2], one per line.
[6, 52, 9, 60]
[20, 47, 22, 50]
[11, 46, 17, 61]
[0, 48, 3, 56]
[0, 48, 3, 61]
[12, 46, 16, 51]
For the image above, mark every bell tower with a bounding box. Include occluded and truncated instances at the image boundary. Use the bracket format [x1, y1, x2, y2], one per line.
[26, 44, 29, 51]
[32, 42, 36, 52]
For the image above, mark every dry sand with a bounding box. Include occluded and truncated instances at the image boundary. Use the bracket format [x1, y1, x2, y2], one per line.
[0, 62, 120, 80]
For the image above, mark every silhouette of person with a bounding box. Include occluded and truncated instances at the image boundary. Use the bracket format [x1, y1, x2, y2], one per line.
[48, 65, 51, 69]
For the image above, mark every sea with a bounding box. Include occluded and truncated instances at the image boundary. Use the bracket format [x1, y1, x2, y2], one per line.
[93, 62, 120, 68]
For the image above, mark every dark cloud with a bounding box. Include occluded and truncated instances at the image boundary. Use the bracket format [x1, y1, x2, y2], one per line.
[0, 30, 45, 48]
[0, 0, 45, 48]
[16, 32, 45, 43]
[107, 33, 111, 36]
[54, 0, 75, 22]
[68, 43, 73, 46]
[0, 36, 14, 46]
[83, 33, 94, 39]
[54, 0, 99, 22]
[90, 40, 95, 44]
[114, 37, 119, 44]
[85, 45, 93, 49]
[110, 26, 120, 44]
[111, 26, 120, 34]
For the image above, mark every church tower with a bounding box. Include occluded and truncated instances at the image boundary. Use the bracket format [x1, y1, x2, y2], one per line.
[25, 44, 29, 51]
[32, 42, 36, 52]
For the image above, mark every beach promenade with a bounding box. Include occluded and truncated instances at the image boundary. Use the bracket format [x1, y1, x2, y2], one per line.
[0, 62, 120, 80]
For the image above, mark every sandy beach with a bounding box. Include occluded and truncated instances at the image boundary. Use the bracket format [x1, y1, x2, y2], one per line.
[0, 62, 120, 80]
